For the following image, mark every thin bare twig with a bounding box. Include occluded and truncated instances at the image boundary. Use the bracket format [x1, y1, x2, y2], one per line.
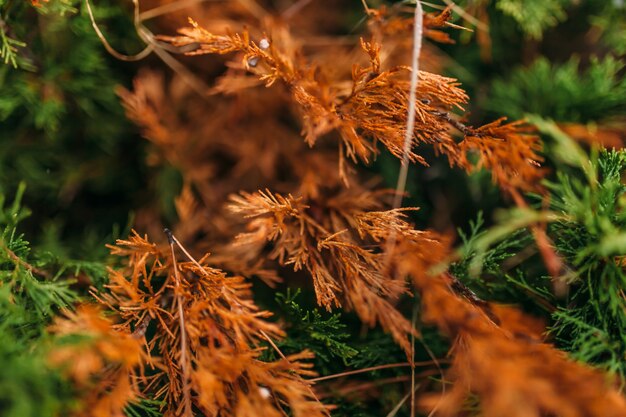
[139, 0, 213, 21]
[381, 1, 423, 265]
[441, 0, 488, 32]
[309, 361, 439, 383]
[392, 0, 423, 211]
[319, 376, 410, 399]
[419, 330, 445, 417]
[84, 0, 153, 61]
[85, 0, 211, 96]
[164, 228, 193, 417]
[386, 384, 421, 417]
[261, 329, 288, 360]
[282, 0, 314, 20]
[360, 0, 371, 14]
[317, 370, 440, 399]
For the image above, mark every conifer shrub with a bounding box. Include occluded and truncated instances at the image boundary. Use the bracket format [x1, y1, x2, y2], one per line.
[1, 1, 626, 416]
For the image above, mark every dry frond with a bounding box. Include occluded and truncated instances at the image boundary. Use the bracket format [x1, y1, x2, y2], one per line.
[49, 305, 146, 417]
[388, 239, 626, 417]
[367, 5, 457, 44]
[166, 22, 251, 57]
[159, 22, 469, 166]
[116, 70, 217, 187]
[118, 67, 344, 236]
[192, 348, 325, 417]
[321, 205, 626, 416]
[420, 275, 626, 417]
[354, 208, 434, 243]
[158, 19, 544, 194]
[336, 38, 468, 165]
[457, 118, 546, 193]
[94, 230, 326, 417]
[228, 188, 420, 353]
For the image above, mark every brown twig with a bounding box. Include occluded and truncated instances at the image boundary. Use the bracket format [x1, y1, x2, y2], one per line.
[84, 0, 153, 61]
[2, 240, 51, 279]
[164, 228, 193, 417]
[441, 0, 488, 32]
[309, 361, 439, 383]
[318, 369, 441, 399]
[509, 190, 568, 297]
[282, 0, 314, 20]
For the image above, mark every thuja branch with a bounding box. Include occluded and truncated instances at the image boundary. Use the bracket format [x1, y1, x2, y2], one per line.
[80, 231, 329, 417]
[158, 9, 545, 195]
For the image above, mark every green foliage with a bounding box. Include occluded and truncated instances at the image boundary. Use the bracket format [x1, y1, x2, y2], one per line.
[0, 0, 76, 70]
[488, 56, 626, 122]
[0, 0, 146, 249]
[454, 212, 530, 279]
[0, 28, 25, 68]
[0, 2, 129, 133]
[33, 221, 111, 289]
[536, 125, 626, 380]
[0, 184, 76, 326]
[592, 13, 626, 55]
[462, 122, 626, 383]
[496, 0, 569, 39]
[0, 185, 79, 417]
[272, 289, 358, 372]
[0, 336, 74, 417]
[125, 400, 165, 417]
[450, 0, 626, 43]
[551, 309, 624, 377]
[347, 330, 407, 371]
[450, 213, 555, 313]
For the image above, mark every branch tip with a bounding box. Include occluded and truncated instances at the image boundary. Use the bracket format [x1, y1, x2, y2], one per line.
[164, 228, 174, 244]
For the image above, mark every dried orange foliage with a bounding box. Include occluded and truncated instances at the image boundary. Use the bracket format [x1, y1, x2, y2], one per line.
[455, 118, 545, 194]
[49, 305, 146, 417]
[29, 0, 48, 7]
[109, 2, 626, 416]
[420, 278, 626, 417]
[121, 0, 545, 357]
[367, 4, 456, 44]
[53, 232, 327, 417]
[379, 225, 626, 417]
[159, 11, 544, 193]
[228, 188, 416, 353]
[559, 122, 626, 149]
